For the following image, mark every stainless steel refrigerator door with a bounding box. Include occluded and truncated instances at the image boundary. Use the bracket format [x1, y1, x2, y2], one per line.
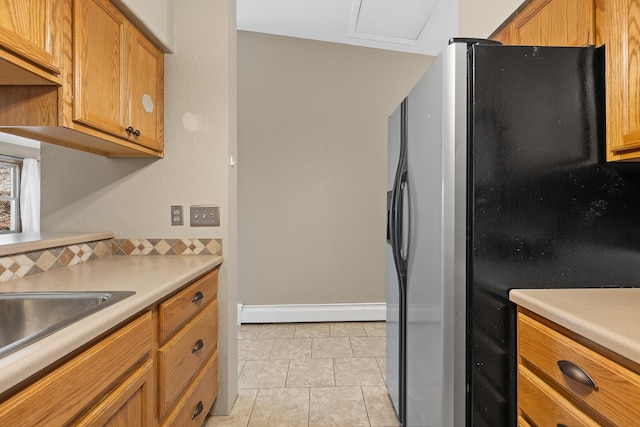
[444, 42, 470, 427]
[403, 43, 468, 427]
[386, 102, 402, 416]
[404, 52, 446, 427]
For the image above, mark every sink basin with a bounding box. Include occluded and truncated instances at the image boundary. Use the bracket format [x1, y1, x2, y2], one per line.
[0, 291, 135, 359]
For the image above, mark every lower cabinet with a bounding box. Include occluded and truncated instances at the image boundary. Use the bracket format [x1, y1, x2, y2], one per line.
[0, 266, 220, 427]
[0, 312, 154, 426]
[516, 308, 640, 426]
[77, 359, 155, 426]
[157, 269, 219, 425]
[162, 350, 218, 426]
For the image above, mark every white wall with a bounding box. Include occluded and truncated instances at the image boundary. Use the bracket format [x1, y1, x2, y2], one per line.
[236, 0, 524, 309]
[40, 0, 237, 415]
[237, 32, 432, 306]
[111, 0, 175, 53]
[459, 0, 523, 38]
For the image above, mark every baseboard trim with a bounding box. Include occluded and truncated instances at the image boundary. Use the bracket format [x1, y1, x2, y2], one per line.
[237, 303, 386, 324]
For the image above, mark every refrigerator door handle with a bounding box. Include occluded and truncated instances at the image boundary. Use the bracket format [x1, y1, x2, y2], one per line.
[388, 97, 409, 425]
[386, 191, 393, 243]
[391, 99, 409, 279]
[395, 170, 409, 276]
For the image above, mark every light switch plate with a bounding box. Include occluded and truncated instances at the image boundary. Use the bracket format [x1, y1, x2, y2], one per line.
[190, 205, 220, 227]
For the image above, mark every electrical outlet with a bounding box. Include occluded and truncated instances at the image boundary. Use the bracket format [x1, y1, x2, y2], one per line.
[171, 205, 183, 226]
[190, 205, 220, 227]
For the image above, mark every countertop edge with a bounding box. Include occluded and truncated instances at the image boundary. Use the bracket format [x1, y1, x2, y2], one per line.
[0, 232, 115, 257]
[0, 255, 222, 395]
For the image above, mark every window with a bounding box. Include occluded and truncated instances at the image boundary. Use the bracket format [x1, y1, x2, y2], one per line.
[0, 158, 21, 233]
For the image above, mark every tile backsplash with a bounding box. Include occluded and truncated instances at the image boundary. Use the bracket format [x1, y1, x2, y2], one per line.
[0, 238, 222, 282]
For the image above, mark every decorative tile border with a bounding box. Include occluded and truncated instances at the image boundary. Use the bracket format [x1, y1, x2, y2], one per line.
[111, 238, 223, 256]
[0, 239, 112, 282]
[0, 238, 222, 283]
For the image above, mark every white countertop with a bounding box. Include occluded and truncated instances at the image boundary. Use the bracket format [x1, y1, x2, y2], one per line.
[0, 232, 115, 256]
[0, 255, 222, 394]
[509, 288, 640, 365]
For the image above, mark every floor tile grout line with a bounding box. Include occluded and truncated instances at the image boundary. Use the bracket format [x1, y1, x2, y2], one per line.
[360, 385, 373, 427]
[285, 358, 292, 388]
[245, 388, 258, 427]
[332, 357, 337, 387]
[307, 386, 311, 427]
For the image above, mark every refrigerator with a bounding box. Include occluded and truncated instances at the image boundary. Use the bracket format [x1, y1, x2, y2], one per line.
[386, 39, 640, 426]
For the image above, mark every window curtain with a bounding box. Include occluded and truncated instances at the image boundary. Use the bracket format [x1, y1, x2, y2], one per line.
[20, 158, 40, 232]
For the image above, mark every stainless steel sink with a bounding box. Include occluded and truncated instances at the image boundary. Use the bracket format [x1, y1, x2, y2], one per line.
[0, 291, 135, 359]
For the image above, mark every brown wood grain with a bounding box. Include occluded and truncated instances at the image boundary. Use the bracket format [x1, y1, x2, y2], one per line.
[518, 364, 601, 426]
[158, 269, 219, 343]
[161, 351, 218, 427]
[0, 0, 164, 157]
[518, 311, 640, 425]
[76, 359, 156, 427]
[0, 0, 62, 74]
[0, 312, 153, 426]
[157, 299, 218, 417]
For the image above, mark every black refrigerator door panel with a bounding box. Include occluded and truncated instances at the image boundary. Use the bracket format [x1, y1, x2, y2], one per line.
[468, 44, 640, 426]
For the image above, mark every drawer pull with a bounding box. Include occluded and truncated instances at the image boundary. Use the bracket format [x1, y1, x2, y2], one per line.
[192, 291, 204, 303]
[192, 401, 204, 419]
[557, 360, 598, 391]
[558, 425, 568, 427]
[192, 339, 204, 353]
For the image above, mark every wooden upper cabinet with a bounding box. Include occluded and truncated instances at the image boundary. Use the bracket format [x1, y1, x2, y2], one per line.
[493, 0, 595, 47]
[599, 0, 640, 160]
[72, 0, 164, 152]
[0, 0, 62, 84]
[129, 25, 164, 151]
[73, 0, 127, 139]
[0, 0, 164, 157]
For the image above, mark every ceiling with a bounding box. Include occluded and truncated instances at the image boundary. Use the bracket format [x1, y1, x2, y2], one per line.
[236, 0, 457, 56]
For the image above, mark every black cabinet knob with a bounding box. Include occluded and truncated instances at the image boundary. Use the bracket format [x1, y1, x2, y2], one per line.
[192, 291, 204, 303]
[192, 339, 204, 353]
[125, 126, 141, 137]
[192, 401, 204, 419]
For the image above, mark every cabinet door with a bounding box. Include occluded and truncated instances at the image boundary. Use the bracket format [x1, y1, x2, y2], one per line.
[601, 0, 640, 160]
[76, 360, 155, 427]
[73, 0, 127, 139]
[0, 313, 152, 426]
[128, 25, 164, 151]
[0, 0, 62, 75]
[508, 0, 595, 46]
[492, 24, 512, 45]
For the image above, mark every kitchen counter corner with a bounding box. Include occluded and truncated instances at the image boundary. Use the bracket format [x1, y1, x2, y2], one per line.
[0, 254, 222, 395]
[509, 287, 640, 366]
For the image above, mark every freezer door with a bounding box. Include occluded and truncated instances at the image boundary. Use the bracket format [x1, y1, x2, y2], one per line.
[404, 43, 468, 427]
[386, 102, 402, 417]
[387, 42, 468, 427]
[404, 51, 447, 427]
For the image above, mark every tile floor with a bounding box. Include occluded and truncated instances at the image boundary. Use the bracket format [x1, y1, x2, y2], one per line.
[206, 322, 400, 427]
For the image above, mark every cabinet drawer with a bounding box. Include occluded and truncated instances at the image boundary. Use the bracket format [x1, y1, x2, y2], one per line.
[162, 350, 218, 427]
[158, 299, 218, 416]
[0, 312, 152, 426]
[518, 312, 640, 425]
[158, 269, 218, 342]
[518, 365, 599, 426]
